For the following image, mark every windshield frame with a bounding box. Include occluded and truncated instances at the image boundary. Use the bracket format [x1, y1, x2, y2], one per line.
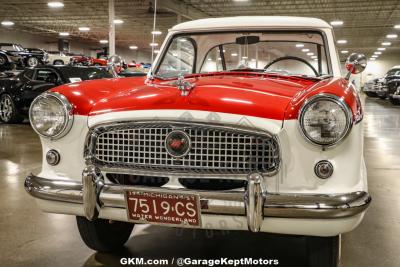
[154, 29, 333, 78]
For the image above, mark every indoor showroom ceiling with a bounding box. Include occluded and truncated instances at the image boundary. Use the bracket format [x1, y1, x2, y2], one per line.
[0, 0, 399, 59]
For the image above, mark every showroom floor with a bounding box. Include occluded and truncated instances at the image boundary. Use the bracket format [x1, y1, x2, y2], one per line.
[0, 97, 399, 267]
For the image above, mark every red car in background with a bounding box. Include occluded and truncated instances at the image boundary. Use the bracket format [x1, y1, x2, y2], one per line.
[91, 57, 108, 66]
[70, 55, 91, 66]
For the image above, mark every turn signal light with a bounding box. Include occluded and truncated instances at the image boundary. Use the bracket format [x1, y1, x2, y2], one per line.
[314, 160, 334, 179]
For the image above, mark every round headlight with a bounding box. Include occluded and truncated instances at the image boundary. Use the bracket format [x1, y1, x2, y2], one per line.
[299, 94, 352, 147]
[29, 92, 73, 139]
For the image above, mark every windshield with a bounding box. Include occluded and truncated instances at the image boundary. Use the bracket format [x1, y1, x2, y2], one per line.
[60, 67, 114, 81]
[0, 44, 24, 52]
[156, 31, 330, 79]
[386, 69, 400, 76]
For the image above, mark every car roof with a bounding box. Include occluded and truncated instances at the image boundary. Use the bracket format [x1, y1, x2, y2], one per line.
[170, 16, 332, 32]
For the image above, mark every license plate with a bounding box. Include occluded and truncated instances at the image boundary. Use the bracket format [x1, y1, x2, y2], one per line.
[125, 189, 201, 227]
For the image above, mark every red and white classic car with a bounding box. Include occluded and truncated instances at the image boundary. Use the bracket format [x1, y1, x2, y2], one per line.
[25, 16, 371, 266]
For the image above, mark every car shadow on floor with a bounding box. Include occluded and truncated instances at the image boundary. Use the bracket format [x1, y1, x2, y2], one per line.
[81, 225, 308, 267]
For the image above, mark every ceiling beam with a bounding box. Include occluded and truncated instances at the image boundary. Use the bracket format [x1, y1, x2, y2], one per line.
[155, 0, 209, 20]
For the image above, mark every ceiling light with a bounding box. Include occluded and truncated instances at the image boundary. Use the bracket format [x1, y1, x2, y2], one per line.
[374, 51, 382, 55]
[231, 53, 238, 56]
[1, 21, 14, 26]
[311, 56, 317, 59]
[99, 40, 108, 44]
[395, 25, 400, 29]
[377, 47, 386, 51]
[149, 42, 158, 47]
[129, 45, 138, 50]
[59, 32, 69, 36]
[337, 40, 347, 44]
[307, 52, 314, 56]
[154, 50, 160, 54]
[79, 27, 90, 31]
[370, 58, 376, 61]
[301, 48, 310, 52]
[386, 34, 398, 39]
[207, 58, 212, 61]
[313, 58, 318, 61]
[330, 20, 343, 26]
[296, 43, 304, 48]
[151, 30, 162, 35]
[113, 19, 124, 24]
[242, 56, 248, 59]
[382, 42, 391, 46]
[341, 50, 349, 54]
[48, 1, 64, 8]
[371, 55, 378, 58]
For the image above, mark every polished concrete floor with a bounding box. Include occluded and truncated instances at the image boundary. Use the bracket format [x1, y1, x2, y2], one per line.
[1, 97, 399, 267]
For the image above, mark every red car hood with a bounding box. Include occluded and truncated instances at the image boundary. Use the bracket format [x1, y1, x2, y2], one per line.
[52, 73, 327, 121]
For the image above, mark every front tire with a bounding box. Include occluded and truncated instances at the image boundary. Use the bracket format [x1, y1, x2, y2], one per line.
[76, 216, 134, 253]
[26, 57, 40, 67]
[389, 97, 400, 105]
[53, 60, 64, 65]
[0, 94, 23, 123]
[365, 92, 377, 97]
[306, 235, 339, 267]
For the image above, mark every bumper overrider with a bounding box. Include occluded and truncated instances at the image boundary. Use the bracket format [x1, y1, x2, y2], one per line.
[24, 166, 371, 233]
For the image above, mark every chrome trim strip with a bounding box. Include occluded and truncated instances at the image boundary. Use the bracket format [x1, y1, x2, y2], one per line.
[25, 174, 371, 220]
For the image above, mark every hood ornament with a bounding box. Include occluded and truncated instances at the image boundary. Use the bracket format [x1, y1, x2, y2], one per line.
[176, 75, 195, 96]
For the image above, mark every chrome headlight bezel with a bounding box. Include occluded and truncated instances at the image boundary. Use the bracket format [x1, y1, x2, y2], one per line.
[29, 92, 74, 139]
[298, 93, 353, 148]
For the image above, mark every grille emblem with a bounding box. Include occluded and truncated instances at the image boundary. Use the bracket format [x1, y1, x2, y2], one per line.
[165, 130, 191, 158]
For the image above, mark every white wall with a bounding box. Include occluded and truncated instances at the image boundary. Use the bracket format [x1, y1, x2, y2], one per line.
[361, 54, 400, 83]
[0, 28, 151, 63]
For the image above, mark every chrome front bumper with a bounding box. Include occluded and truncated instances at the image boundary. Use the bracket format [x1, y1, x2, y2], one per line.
[24, 166, 371, 233]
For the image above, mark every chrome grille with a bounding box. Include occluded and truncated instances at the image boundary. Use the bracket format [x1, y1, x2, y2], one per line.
[87, 122, 280, 174]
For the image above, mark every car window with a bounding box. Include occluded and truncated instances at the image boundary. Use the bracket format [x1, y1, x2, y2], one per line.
[34, 69, 61, 84]
[23, 69, 35, 80]
[157, 37, 195, 79]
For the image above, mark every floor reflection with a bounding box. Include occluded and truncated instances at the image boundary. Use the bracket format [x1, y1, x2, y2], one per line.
[82, 225, 307, 267]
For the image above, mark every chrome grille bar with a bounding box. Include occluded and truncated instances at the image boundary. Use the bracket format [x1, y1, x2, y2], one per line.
[86, 121, 280, 175]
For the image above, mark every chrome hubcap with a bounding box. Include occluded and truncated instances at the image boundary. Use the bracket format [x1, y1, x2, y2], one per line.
[27, 57, 38, 67]
[0, 57, 5, 65]
[0, 95, 13, 122]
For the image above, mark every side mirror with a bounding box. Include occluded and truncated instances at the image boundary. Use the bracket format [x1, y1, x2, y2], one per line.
[345, 53, 367, 80]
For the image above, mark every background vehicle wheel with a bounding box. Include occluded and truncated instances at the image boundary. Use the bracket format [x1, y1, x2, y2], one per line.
[76, 216, 134, 253]
[26, 57, 39, 67]
[0, 94, 23, 123]
[306, 235, 339, 267]
[94, 63, 102, 66]
[378, 94, 387, 100]
[389, 97, 400, 105]
[0, 54, 8, 67]
[365, 92, 377, 97]
[53, 60, 64, 65]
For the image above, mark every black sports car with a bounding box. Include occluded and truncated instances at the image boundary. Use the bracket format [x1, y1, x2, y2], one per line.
[385, 66, 400, 105]
[0, 65, 114, 123]
[0, 43, 48, 70]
